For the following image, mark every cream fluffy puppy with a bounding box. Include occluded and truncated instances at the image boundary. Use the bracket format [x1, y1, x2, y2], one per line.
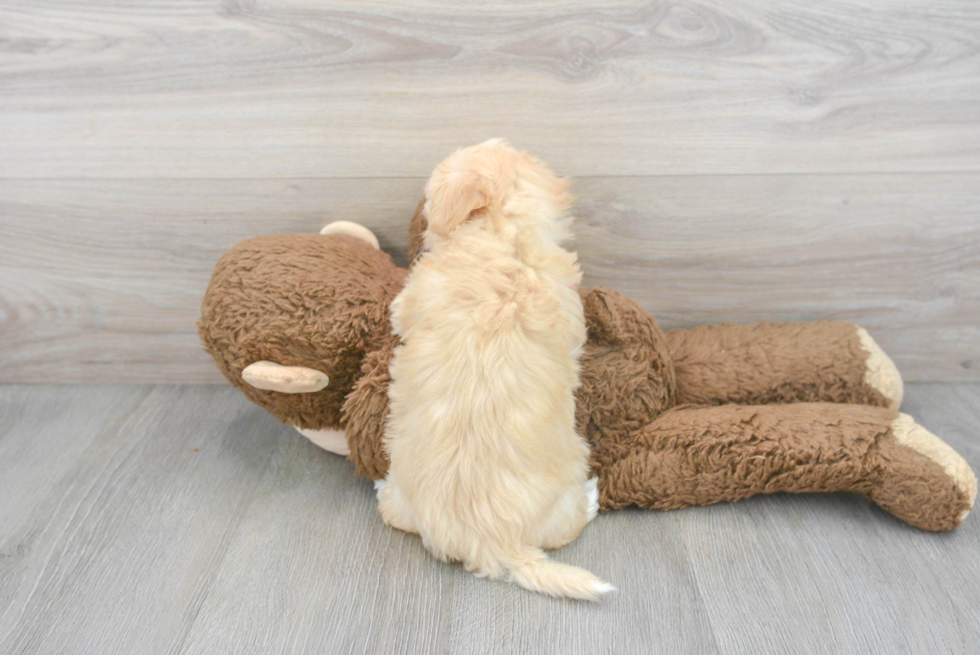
[377, 140, 612, 601]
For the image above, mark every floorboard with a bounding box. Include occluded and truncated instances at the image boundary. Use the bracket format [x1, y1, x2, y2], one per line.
[0, 382, 977, 653]
[0, 386, 281, 655]
[178, 437, 718, 654]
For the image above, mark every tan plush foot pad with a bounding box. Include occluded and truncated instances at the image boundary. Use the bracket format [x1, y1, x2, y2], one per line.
[857, 327, 904, 411]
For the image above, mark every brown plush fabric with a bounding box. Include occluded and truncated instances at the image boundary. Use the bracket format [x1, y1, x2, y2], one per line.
[199, 234, 406, 430]
[575, 287, 676, 473]
[342, 333, 399, 480]
[408, 198, 428, 266]
[597, 403, 970, 531]
[198, 209, 975, 532]
[667, 321, 890, 408]
[865, 434, 972, 532]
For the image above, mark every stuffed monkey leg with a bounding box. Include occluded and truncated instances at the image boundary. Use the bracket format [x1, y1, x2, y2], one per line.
[597, 403, 976, 531]
[666, 321, 903, 410]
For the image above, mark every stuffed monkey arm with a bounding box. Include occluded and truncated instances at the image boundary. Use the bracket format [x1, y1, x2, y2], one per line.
[595, 402, 976, 531]
[575, 287, 677, 462]
[340, 335, 398, 480]
[665, 321, 903, 410]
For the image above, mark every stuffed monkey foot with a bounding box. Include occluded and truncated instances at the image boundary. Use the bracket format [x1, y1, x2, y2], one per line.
[870, 414, 977, 530]
[597, 403, 976, 531]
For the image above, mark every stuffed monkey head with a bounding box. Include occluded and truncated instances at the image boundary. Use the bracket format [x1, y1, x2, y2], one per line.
[199, 232, 407, 432]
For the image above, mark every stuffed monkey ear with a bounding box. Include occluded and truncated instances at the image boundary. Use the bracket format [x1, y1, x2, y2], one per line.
[425, 171, 490, 239]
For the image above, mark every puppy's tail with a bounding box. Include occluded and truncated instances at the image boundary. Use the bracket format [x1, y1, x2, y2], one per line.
[504, 548, 614, 602]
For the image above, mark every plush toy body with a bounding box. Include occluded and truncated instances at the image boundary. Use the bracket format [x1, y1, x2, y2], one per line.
[200, 211, 976, 532]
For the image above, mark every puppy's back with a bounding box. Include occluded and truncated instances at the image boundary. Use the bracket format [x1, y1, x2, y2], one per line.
[382, 139, 609, 600]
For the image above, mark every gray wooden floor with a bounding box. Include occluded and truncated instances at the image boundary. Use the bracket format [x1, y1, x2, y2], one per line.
[0, 383, 977, 654]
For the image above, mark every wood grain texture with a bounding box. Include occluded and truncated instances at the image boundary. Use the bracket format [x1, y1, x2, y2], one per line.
[1, 1, 978, 383]
[0, 385, 150, 546]
[680, 382, 980, 654]
[0, 382, 978, 654]
[0, 385, 281, 655]
[2, 174, 978, 383]
[178, 434, 718, 655]
[1, 0, 978, 178]
[573, 174, 980, 382]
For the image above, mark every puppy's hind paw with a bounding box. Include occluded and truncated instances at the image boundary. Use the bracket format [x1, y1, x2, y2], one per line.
[585, 477, 600, 522]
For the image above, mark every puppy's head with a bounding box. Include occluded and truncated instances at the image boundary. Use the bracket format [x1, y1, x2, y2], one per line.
[423, 139, 572, 244]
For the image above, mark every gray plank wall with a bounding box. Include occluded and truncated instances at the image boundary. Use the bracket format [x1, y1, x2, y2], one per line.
[1, 0, 978, 383]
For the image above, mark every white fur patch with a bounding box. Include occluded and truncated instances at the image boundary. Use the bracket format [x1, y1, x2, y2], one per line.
[592, 581, 617, 596]
[585, 477, 600, 522]
[293, 426, 350, 456]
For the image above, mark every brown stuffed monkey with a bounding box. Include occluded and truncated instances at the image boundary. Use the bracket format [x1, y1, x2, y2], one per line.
[199, 208, 976, 532]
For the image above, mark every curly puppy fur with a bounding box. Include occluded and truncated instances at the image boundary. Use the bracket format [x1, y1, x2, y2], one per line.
[377, 140, 612, 600]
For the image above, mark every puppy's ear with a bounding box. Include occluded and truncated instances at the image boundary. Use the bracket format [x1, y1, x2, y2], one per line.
[516, 154, 572, 211]
[425, 171, 490, 238]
